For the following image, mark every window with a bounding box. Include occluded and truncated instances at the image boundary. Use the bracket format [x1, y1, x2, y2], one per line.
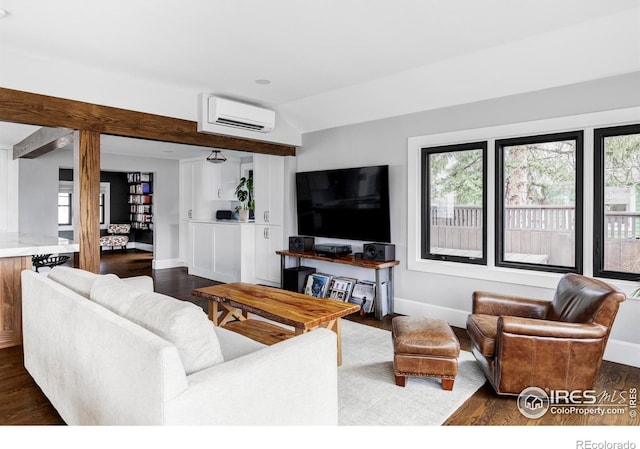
[421, 142, 487, 264]
[495, 131, 583, 273]
[58, 181, 110, 230]
[57, 192, 72, 225]
[594, 123, 640, 280]
[99, 192, 105, 225]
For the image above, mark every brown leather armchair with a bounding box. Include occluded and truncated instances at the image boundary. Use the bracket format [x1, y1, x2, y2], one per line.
[466, 273, 626, 395]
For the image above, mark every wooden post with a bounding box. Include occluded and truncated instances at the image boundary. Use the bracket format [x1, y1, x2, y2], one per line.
[74, 130, 101, 273]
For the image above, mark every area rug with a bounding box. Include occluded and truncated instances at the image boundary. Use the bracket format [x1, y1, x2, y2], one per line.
[338, 319, 486, 426]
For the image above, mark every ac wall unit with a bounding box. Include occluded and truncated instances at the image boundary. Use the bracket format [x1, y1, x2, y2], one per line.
[206, 96, 275, 133]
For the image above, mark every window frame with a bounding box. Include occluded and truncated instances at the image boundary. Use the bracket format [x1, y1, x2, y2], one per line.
[495, 130, 584, 274]
[57, 192, 72, 226]
[593, 123, 640, 281]
[420, 141, 488, 265]
[58, 181, 110, 231]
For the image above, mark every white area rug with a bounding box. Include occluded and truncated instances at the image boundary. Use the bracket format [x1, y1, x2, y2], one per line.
[338, 319, 486, 426]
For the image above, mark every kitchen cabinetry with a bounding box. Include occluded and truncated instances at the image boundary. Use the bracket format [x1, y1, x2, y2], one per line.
[253, 154, 285, 286]
[188, 221, 241, 283]
[253, 154, 283, 225]
[254, 224, 284, 285]
[180, 159, 240, 221]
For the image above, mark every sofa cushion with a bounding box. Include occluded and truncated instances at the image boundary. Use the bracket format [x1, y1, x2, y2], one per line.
[48, 266, 101, 298]
[90, 275, 224, 375]
[90, 274, 139, 315]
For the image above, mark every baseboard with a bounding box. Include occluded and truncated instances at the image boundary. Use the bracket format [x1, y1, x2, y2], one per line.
[132, 242, 153, 252]
[604, 339, 640, 368]
[152, 258, 184, 270]
[394, 296, 469, 329]
[393, 296, 640, 368]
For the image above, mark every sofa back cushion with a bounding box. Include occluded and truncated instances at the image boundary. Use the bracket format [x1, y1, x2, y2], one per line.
[547, 273, 619, 323]
[90, 275, 224, 375]
[48, 266, 100, 298]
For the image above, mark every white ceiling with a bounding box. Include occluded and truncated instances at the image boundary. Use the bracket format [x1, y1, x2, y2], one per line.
[0, 0, 639, 157]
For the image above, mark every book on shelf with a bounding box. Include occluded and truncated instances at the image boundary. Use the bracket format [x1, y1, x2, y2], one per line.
[128, 194, 152, 204]
[129, 183, 151, 194]
[127, 172, 151, 183]
[303, 273, 333, 298]
[327, 276, 358, 302]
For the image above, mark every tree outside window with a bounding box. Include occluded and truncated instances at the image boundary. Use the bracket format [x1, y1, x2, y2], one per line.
[594, 124, 640, 280]
[421, 142, 487, 264]
[495, 131, 583, 273]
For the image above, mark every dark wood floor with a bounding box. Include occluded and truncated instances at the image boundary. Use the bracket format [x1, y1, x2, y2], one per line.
[2, 249, 638, 426]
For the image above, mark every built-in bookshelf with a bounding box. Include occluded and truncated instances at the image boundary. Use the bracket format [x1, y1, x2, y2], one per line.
[127, 172, 153, 230]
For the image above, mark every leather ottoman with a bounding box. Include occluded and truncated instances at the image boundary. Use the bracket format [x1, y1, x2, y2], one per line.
[392, 316, 460, 390]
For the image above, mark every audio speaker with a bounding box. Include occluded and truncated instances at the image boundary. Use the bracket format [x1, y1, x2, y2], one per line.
[283, 266, 316, 293]
[289, 236, 315, 252]
[363, 243, 396, 262]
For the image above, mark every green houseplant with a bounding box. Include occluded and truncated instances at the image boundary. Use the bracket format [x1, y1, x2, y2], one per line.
[234, 176, 254, 222]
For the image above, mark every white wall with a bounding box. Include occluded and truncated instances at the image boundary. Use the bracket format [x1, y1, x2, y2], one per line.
[17, 147, 181, 268]
[296, 72, 640, 367]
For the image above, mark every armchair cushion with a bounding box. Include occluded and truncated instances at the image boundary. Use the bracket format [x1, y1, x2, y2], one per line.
[466, 314, 498, 357]
[547, 274, 620, 323]
[472, 291, 549, 318]
[499, 316, 608, 339]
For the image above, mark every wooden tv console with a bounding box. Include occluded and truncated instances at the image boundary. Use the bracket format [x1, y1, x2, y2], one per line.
[276, 249, 399, 320]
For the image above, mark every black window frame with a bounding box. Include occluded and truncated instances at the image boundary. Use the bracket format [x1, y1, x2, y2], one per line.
[593, 123, 640, 281]
[495, 130, 584, 273]
[57, 192, 72, 226]
[420, 141, 488, 265]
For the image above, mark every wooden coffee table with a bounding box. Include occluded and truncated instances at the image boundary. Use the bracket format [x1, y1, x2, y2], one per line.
[192, 282, 361, 365]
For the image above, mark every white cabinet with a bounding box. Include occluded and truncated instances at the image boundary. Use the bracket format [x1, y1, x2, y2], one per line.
[180, 159, 241, 221]
[188, 221, 242, 284]
[254, 224, 283, 286]
[210, 160, 241, 202]
[253, 154, 285, 286]
[253, 154, 284, 225]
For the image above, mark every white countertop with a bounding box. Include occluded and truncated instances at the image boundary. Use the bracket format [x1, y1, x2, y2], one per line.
[0, 232, 80, 258]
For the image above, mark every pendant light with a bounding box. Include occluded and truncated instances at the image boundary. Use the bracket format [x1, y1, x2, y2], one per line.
[206, 149, 227, 164]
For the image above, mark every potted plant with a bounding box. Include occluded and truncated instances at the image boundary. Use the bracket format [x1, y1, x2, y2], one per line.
[235, 176, 254, 222]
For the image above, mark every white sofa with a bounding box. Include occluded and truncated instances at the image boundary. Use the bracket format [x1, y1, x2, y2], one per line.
[21, 266, 338, 425]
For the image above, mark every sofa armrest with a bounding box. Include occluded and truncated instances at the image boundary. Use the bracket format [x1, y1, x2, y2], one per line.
[499, 316, 608, 339]
[121, 275, 154, 292]
[473, 291, 550, 318]
[164, 328, 338, 425]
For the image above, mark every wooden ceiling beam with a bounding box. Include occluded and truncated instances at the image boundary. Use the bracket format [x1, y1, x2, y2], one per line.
[12, 126, 74, 159]
[0, 87, 296, 157]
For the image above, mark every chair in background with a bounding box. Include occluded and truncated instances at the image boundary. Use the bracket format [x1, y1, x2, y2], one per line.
[466, 273, 626, 395]
[99, 223, 131, 251]
[32, 254, 71, 272]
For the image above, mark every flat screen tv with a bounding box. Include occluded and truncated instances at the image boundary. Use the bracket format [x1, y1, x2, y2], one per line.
[295, 165, 391, 243]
